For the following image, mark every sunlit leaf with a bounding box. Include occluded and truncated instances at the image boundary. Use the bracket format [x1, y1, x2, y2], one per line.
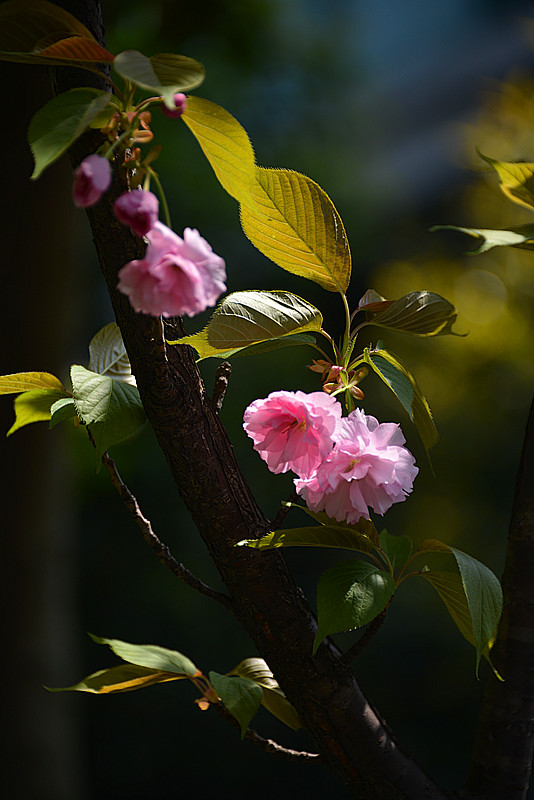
[379, 530, 412, 572]
[0, 371, 65, 394]
[88, 323, 136, 385]
[70, 365, 146, 462]
[202, 333, 317, 361]
[113, 50, 204, 108]
[49, 397, 77, 428]
[29, 88, 113, 179]
[314, 560, 395, 653]
[229, 658, 302, 731]
[169, 290, 323, 359]
[47, 664, 185, 694]
[237, 525, 376, 554]
[7, 388, 70, 436]
[182, 96, 256, 207]
[209, 671, 262, 738]
[361, 290, 460, 337]
[89, 634, 200, 677]
[363, 348, 438, 453]
[431, 223, 534, 254]
[240, 166, 351, 293]
[0, 0, 115, 65]
[478, 150, 534, 211]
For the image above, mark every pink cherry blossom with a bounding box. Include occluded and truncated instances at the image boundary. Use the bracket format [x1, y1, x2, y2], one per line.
[243, 391, 342, 478]
[295, 409, 418, 523]
[117, 222, 226, 317]
[161, 93, 187, 118]
[72, 154, 111, 207]
[114, 190, 159, 236]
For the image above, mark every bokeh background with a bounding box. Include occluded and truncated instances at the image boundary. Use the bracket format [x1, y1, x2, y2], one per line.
[3, 0, 534, 797]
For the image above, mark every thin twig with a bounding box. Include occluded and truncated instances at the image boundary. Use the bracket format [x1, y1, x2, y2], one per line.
[95, 439, 234, 611]
[339, 610, 387, 665]
[211, 360, 232, 413]
[211, 702, 322, 763]
[271, 490, 299, 530]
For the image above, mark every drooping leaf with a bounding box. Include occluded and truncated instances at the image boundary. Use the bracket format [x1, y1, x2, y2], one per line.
[89, 634, 200, 677]
[363, 348, 438, 452]
[70, 365, 146, 462]
[0, 0, 115, 65]
[418, 538, 454, 555]
[237, 525, 376, 554]
[88, 323, 136, 385]
[314, 560, 395, 652]
[450, 546, 503, 673]
[47, 664, 186, 694]
[209, 671, 262, 738]
[169, 290, 323, 360]
[478, 150, 534, 211]
[229, 658, 302, 731]
[0, 371, 66, 394]
[240, 166, 351, 293]
[379, 530, 412, 572]
[361, 290, 460, 337]
[29, 88, 113, 179]
[7, 388, 70, 436]
[182, 96, 256, 207]
[49, 397, 77, 428]
[431, 223, 534, 254]
[113, 50, 204, 108]
[203, 333, 317, 361]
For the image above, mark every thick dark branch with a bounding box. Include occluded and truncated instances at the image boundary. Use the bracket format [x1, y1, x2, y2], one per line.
[340, 611, 388, 666]
[99, 445, 234, 611]
[465, 395, 534, 800]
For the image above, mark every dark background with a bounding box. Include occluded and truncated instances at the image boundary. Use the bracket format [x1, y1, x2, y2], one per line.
[3, 1, 534, 797]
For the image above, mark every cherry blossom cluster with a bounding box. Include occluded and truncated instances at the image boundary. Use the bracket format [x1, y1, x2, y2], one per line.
[243, 391, 418, 524]
[70, 94, 226, 318]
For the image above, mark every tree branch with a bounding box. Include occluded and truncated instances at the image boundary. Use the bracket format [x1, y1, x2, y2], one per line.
[465, 395, 534, 800]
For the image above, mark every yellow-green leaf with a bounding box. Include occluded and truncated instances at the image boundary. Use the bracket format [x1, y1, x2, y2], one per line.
[182, 96, 256, 207]
[479, 150, 534, 211]
[229, 658, 302, 731]
[7, 388, 70, 436]
[363, 348, 438, 453]
[431, 223, 534, 254]
[0, 371, 65, 394]
[47, 664, 186, 694]
[169, 290, 323, 359]
[236, 525, 376, 554]
[240, 166, 351, 293]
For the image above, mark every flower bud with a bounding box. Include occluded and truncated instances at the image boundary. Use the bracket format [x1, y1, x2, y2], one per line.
[161, 93, 187, 119]
[114, 190, 159, 237]
[72, 154, 111, 208]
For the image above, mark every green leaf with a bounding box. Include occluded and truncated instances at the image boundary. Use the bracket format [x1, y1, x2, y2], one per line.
[70, 365, 146, 462]
[237, 524, 376, 554]
[7, 388, 70, 436]
[0, 371, 65, 394]
[113, 50, 204, 107]
[47, 664, 186, 694]
[88, 323, 135, 385]
[379, 530, 412, 572]
[89, 634, 200, 677]
[450, 546, 503, 673]
[0, 0, 115, 66]
[430, 223, 534, 255]
[478, 150, 534, 211]
[364, 348, 438, 453]
[29, 88, 113, 179]
[182, 96, 256, 207]
[229, 658, 302, 731]
[288, 504, 380, 546]
[361, 290, 460, 337]
[240, 166, 351, 293]
[49, 397, 77, 428]
[314, 560, 395, 652]
[209, 671, 262, 738]
[169, 290, 323, 360]
[206, 333, 317, 361]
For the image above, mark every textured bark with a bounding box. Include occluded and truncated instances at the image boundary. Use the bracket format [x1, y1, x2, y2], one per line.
[464, 396, 534, 800]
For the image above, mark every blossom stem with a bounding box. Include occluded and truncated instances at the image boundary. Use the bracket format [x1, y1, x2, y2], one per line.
[148, 167, 171, 228]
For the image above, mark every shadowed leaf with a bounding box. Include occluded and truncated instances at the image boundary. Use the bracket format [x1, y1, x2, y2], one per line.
[361, 290, 460, 337]
[431, 223, 534, 254]
[237, 525, 376, 554]
[47, 664, 186, 694]
[229, 658, 302, 730]
[209, 671, 262, 738]
[114, 50, 204, 108]
[7, 388, 70, 436]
